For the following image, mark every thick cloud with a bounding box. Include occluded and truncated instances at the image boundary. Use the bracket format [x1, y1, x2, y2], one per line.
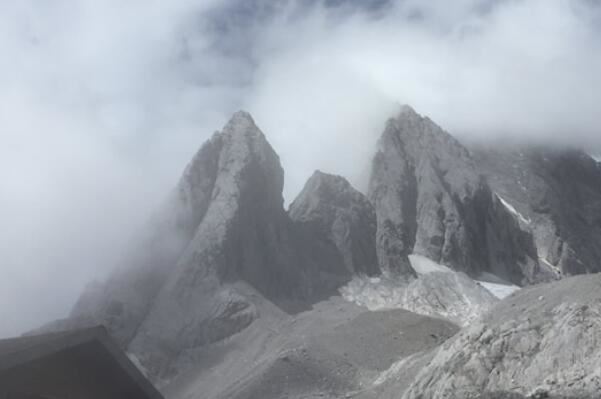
[1, 0, 600, 336]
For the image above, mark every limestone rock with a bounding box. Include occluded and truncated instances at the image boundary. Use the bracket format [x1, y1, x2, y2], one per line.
[402, 274, 601, 399]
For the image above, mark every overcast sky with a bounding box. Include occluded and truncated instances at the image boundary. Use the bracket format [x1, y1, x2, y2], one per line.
[1, 0, 600, 337]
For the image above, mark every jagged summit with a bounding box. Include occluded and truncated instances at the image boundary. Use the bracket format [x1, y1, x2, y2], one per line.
[290, 170, 362, 215]
[176, 109, 283, 232]
[219, 110, 273, 151]
[226, 109, 255, 125]
[289, 170, 379, 276]
[393, 104, 428, 123]
[61, 110, 289, 347]
[369, 105, 541, 284]
[387, 105, 476, 183]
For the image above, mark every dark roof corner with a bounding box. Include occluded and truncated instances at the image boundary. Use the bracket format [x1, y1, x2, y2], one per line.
[0, 326, 164, 399]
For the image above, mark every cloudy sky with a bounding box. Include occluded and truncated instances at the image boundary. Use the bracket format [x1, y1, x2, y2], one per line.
[1, 0, 600, 337]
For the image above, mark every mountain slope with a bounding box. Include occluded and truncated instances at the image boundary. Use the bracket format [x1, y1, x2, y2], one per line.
[164, 295, 458, 399]
[402, 273, 601, 399]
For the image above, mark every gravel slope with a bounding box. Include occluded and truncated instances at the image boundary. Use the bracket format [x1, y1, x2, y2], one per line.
[164, 289, 458, 399]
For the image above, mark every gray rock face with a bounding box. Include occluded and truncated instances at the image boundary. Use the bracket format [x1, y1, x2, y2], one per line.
[368, 106, 542, 284]
[289, 170, 380, 276]
[473, 146, 601, 277]
[402, 274, 601, 399]
[47, 111, 363, 381]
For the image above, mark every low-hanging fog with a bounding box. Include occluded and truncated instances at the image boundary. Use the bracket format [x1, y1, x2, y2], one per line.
[1, 0, 600, 337]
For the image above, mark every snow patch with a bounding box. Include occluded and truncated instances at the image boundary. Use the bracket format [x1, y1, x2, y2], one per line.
[478, 281, 520, 299]
[539, 256, 562, 276]
[127, 353, 150, 378]
[409, 254, 452, 275]
[497, 194, 531, 225]
[475, 272, 520, 299]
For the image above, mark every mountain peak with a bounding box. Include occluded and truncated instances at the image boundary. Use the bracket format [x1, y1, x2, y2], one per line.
[305, 170, 352, 192]
[290, 170, 380, 276]
[369, 107, 539, 283]
[229, 109, 255, 123]
[397, 104, 420, 119]
[222, 110, 259, 137]
[290, 171, 360, 219]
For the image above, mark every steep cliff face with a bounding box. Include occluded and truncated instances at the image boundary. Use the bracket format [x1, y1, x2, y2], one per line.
[473, 146, 601, 277]
[289, 171, 379, 276]
[368, 106, 542, 284]
[149, 110, 306, 301]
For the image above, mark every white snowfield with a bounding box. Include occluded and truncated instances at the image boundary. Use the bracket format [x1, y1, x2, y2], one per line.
[408, 254, 453, 274]
[475, 272, 521, 299]
[477, 281, 520, 299]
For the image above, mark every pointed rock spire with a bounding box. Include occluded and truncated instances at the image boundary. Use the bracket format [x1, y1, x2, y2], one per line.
[289, 170, 380, 276]
[369, 106, 541, 283]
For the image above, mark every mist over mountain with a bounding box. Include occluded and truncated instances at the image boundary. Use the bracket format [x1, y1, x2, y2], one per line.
[28, 105, 601, 399]
[3, 2, 601, 398]
[3, 0, 600, 337]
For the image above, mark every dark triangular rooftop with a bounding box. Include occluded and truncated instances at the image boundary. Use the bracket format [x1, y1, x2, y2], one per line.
[0, 326, 164, 399]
